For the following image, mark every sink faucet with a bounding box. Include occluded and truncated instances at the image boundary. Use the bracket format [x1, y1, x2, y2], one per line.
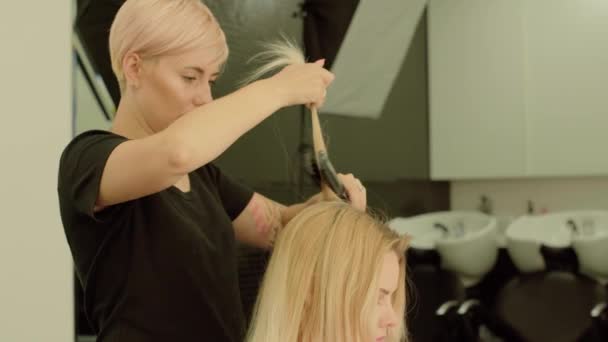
[455, 220, 465, 237]
[582, 217, 595, 235]
[479, 195, 492, 215]
[433, 223, 449, 236]
[567, 218, 596, 236]
[433, 222, 465, 238]
[566, 219, 579, 235]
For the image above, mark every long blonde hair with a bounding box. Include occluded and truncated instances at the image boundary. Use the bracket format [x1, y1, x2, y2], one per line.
[247, 202, 410, 342]
[109, 0, 228, 91]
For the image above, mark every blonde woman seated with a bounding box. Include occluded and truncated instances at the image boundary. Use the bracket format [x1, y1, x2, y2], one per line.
[247, 202, 410, 342]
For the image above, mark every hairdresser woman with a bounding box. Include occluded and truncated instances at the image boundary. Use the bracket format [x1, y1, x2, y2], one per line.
[57, 0, 367, 341]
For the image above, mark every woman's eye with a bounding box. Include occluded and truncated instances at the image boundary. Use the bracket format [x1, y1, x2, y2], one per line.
[209, 80, 217, 86]
[183, 76, 197, 83]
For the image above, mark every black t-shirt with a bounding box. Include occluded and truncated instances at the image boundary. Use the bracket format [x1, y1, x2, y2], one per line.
[57, 130, 254, 342]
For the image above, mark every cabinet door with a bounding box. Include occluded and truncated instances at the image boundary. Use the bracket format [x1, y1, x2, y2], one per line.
[524, 0, 608, 176]
[429, 0, 527, 179]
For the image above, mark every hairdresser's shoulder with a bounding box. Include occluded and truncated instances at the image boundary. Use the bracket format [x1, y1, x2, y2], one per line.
[59, 129, 128, 168]
[62, 129, 127, 153]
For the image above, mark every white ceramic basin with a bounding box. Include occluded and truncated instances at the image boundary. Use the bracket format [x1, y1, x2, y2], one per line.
[505, 210, 608, 283]
[389, 211, 499, 287]
[388, 216, 444, 250]
[505, 214, 572, 273]
[568, 211, 608, 284]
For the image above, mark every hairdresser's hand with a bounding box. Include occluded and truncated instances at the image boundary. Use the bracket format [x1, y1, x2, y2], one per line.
[267, 59, 335, 108]
[338, 173, 367, 211]
[305, 173, 367, 211]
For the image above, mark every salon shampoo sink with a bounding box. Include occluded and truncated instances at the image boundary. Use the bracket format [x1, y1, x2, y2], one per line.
[506, 211, 608, 283]
[389, 211, 499, 287]
[568, 211, 608, 284]
[505, 214, 572, 273]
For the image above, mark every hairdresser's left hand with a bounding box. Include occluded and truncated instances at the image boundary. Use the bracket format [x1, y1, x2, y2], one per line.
[306, 173, 367, 211]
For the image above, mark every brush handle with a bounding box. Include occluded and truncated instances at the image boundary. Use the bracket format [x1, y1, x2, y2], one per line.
[310, 106, 337, 200]
[310, 107, 326, 154]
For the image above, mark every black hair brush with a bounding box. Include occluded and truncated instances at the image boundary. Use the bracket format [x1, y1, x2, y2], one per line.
[304, 148, 349, 201]
[308, 106, 349, 201]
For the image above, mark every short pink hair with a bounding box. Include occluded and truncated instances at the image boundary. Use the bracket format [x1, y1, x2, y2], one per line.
[109, 0, 228, 90]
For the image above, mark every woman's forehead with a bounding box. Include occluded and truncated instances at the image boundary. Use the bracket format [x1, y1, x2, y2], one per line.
[165, 48, 226, 74]
[378, 252, 400, 292]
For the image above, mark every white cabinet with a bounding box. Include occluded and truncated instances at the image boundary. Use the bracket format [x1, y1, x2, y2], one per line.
[429, 0, 608, 179]
[524, 1, 608, 177]
[428, 0, 527, 179]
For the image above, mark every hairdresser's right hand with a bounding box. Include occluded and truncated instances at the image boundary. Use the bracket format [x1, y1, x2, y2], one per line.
[266, 59, 335, 108]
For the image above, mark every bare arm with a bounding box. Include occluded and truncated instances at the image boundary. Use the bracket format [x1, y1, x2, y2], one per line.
[231, 173, 367, 248]
[232, 193, 312, 249]
[97, 62, 333, 209]
[96, 80, 282, 208]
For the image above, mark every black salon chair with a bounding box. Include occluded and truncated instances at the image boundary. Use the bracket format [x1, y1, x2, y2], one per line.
[406, 248, 467, 342]
[590, 302, 608, 341]
[457, 245, 607, 342]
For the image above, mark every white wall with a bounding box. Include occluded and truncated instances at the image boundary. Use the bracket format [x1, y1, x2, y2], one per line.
[0, 1, 74, 341]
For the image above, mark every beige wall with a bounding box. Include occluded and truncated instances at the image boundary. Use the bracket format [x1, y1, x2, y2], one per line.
[452, 177, 608, 217]
[0, 1, 74, 341]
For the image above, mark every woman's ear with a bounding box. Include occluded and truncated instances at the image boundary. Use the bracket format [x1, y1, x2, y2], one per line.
[122, 52, 143, 89]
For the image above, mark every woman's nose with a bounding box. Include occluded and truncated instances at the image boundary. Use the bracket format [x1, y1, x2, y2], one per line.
[382, 305, 399, 328]
[193, 84, 213, 106]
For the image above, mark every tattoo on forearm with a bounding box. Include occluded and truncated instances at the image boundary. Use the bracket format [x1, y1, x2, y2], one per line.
[250, 199, 283, 244]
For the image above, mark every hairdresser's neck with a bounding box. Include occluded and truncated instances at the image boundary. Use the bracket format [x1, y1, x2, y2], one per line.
[111, 95, 155, 140]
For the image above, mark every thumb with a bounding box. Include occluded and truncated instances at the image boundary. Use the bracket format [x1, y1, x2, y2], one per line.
[315, 59, 326, 67]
